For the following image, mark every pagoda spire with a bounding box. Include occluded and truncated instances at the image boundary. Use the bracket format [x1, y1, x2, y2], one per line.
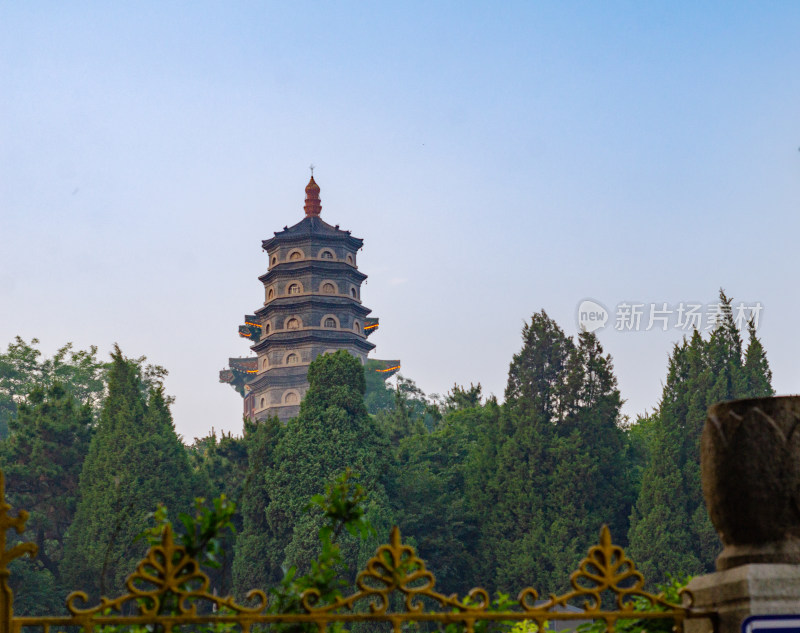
[304, 167, 322, 217]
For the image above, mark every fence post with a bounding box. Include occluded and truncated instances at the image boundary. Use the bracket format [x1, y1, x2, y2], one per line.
[686, 396, 800, 633]
[0, 470, 37, 632]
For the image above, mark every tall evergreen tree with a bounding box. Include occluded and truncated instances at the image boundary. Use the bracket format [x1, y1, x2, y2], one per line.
[488, 312, 571, 592]
[628, 291, 774, 583]
[363, 359, 396, 414]
[61, 346, 194, 598]
[743, 319, 774, 398]
[234, 351, 394, 590]
[485, 314, 632, 594]
[544, 331, 632, 590]
[505, 311, 573, 422]
[232, 416, 285, 595]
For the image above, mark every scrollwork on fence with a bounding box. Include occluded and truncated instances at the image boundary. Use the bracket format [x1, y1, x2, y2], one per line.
[1, 464, 708, 633]
[65, 524, 267, 618]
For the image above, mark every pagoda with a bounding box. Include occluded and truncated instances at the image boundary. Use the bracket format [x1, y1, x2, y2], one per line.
[221, 174, 399, 422]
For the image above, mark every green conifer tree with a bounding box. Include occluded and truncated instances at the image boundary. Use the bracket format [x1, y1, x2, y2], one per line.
[190, 428, 249, 595]
[627, 345, 704, 581]
[235, 351, 394, 590]
[544, 331, 632, 591]
[489, 312, 571, 592]
[486, 314, 632, 594]
[388, 395, 495, 596]
[743, 319, 773, 398]
[628, 290, 774, 583]
[0, 383, 93, 612]
[60, 346, 194, 598]
[232, 416, 285, 595]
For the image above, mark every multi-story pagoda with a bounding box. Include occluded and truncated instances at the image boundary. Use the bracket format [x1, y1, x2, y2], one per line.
[220, 174, 399, 422]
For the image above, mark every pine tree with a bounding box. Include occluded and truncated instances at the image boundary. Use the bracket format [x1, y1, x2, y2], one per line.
[0, 337, 105, 439]
[0, 383, 93, 612]
[61, 346, 194, 598]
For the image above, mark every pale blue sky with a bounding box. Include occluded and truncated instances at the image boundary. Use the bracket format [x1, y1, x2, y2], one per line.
[2, 2, 799, 439]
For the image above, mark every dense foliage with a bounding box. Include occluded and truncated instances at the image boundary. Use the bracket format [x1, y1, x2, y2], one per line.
[627, 291, 774, 583]
[0, 291, 774, 612]
[60, 346, 196, 599]
[233, 350, 394, 597]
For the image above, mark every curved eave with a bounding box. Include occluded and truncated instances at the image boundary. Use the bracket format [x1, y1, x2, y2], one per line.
[258, 261, 367, 284]
[247, 369, 310, 391]
[251, 329, 376, 353]
[262, 232, 363, 252]
[254, 296, 372, 318]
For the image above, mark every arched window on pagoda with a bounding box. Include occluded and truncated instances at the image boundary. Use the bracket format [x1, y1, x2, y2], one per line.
[324, 317, 336, 328]
[322, 282, 336, 294]
[320, 250, 334, 260]
[350, 287, 357, 299]
[262, 358, 268, 369]
[271, 256, 277, 266]
[268, 288, 274, 300]
[354, 320, 360, 333]
[264, 323, 270, 334]
[289, 251, 302, 261]
[286, 353, 299, 365]
[260, 397, 266, 408]
[347, 254, 354, 265]
[288, 283, 301, 295]
[287, 318, 300, 329]
[285, 391, 299, 404]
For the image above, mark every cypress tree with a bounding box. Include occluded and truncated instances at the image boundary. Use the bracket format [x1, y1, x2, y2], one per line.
[627, 338, 705, 581]
[488, 312, 571, 592]
[486, 314, 632, 594]
[61, 346, 194, 598]
[628, 290, 775, 583]
[743, 319, 773, 398]
[544, 331, 632, 591]
[505, 311, 573, 421]
[237, 351, 393, 587]
[232, 416, 285, 595]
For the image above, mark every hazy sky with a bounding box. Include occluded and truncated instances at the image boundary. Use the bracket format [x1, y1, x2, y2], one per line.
[2, 2, 799, 441]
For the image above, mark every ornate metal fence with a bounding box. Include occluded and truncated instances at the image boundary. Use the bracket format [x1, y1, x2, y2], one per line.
[0, 468, 711, 633]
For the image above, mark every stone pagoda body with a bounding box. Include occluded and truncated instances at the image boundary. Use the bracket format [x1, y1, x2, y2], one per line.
[220, 175, 397, 422]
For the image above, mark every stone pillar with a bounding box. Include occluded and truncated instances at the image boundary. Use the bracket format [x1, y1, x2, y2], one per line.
[686, 396, 800, 633]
